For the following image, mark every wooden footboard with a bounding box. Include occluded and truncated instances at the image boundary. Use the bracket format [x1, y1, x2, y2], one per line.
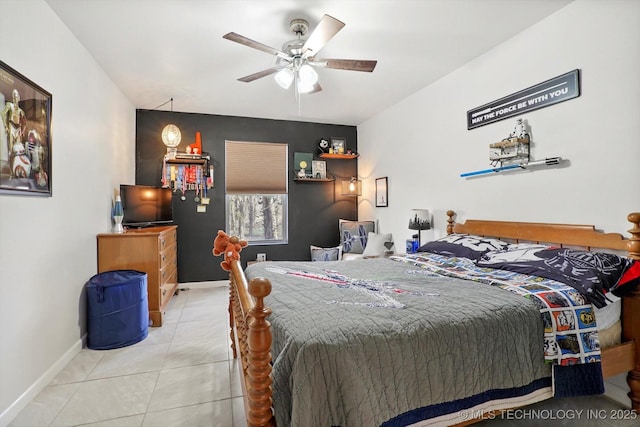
[227, 257, 275, 427]
[214, 212, 640, 426]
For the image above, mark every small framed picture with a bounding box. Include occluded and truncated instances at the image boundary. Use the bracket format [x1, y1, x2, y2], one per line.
[311, 160, 326, 179]
[293, 152, 313, 176]
[375, 177, 388, 207]
[330, 137, 346, 154]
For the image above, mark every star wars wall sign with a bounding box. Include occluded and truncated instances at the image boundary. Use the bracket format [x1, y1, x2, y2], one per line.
[467, 69, 580, 130]
[0, 61, 52, 196]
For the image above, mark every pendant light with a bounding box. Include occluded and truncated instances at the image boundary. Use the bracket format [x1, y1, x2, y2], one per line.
[157, 98, 181, 156]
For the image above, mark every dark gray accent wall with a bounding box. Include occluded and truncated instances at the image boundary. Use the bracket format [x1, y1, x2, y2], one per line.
[135, 110, 358, 281]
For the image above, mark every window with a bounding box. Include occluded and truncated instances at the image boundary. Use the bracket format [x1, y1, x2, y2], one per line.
[225, 141, 288, 244]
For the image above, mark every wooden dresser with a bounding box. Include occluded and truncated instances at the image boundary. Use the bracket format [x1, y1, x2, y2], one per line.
[97, 225, 178, 327]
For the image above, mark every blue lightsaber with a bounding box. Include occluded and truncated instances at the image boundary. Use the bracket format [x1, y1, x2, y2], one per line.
[460, 157, 562, 178]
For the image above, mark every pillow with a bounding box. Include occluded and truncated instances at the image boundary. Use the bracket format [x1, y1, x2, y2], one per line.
[310, 245, 343, 262]
[339, 220, 376, 254]
[362, 232, 394, 257]
[477, 247, 640, 308]
[417, 233, 509, 261]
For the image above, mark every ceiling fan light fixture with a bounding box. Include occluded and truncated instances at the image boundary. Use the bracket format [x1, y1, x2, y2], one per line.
[274, 67, 294, 89]
[296, 77, 314, 94]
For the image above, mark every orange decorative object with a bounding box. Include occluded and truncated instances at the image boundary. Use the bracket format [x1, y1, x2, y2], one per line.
[213, 230, 248, 271]
[188, 131, 203, 155]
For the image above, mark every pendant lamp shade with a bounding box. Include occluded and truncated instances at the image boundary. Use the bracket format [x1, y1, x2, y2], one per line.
[161, 124, 182, 148]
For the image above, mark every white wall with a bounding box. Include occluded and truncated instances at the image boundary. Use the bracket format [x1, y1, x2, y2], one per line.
[359, 0, 639, 244]
[358, 0, 639, 406]
[0, 1, 135, 424]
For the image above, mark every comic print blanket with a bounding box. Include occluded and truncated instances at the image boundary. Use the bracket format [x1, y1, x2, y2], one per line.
[391, 253, 601, 366]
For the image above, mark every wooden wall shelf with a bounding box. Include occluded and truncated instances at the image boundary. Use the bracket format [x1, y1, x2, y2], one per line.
[318, 153, 359, 159]
[294, 177, 335, 182]
[165, 157, 208, 166]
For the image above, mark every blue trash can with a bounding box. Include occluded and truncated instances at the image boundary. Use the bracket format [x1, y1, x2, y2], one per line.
[87, 270, 149, 350]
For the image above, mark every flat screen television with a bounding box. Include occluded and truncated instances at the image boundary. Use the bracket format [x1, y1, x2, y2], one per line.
[120, 184, 174, 228]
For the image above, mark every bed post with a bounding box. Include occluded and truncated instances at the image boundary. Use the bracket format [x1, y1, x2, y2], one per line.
[625, 212, 640, 412]
[229, 275, 238, 359]
[446, 210, 456, 235]
[247, 277, 274, 426]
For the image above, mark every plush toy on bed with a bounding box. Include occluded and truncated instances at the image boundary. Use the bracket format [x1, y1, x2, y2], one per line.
[213, 230, 248, 271]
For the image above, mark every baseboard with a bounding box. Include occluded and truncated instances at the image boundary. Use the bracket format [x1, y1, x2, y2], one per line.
[0, 334, 86, 427]
[179, 280, 228, 290]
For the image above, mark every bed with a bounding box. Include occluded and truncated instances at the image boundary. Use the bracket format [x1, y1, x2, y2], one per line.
[214, 211, 640, 426]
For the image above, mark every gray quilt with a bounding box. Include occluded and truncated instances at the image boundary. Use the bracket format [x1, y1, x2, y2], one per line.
[245, 258, 551, 427]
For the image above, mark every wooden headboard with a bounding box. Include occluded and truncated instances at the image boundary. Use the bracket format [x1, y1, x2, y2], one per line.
[446, 210, 640, 258]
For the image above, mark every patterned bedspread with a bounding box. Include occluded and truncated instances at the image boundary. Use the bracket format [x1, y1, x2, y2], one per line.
[245, 259, 552, 427]
[391, 253, 602, 366]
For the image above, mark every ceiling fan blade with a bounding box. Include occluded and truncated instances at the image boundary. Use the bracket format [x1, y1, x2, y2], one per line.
[310, 58, 377, 72]
[223, 32, 290, 60]
[301, 14, 345, 59]
[238, 65, 287, 83]
[309, 82, 323, 94]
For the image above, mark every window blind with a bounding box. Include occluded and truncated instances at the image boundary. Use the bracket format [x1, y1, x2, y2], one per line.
[225, 141, 288, 194]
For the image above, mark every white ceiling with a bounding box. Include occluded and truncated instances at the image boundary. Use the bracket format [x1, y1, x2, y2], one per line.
[46, 0, 573, 125]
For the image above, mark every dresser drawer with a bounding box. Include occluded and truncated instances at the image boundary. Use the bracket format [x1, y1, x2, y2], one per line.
[159, 228, 177, 252]
[160, 269, 178, 308]
[159, 242, 177, 269]
[159, 256, 177, 286]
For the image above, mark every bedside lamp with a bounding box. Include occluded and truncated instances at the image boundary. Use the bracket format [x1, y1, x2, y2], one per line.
[341, 177, 362, 196]
[408, 209, 431, 247]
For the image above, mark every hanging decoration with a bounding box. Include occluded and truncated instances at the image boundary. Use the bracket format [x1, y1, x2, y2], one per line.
[161, 131, 213, 212]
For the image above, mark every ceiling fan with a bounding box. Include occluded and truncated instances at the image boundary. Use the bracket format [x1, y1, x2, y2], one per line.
[223, 14, 377, 94]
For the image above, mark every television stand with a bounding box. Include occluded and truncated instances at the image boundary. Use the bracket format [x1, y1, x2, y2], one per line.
[97, 225, 178, 326]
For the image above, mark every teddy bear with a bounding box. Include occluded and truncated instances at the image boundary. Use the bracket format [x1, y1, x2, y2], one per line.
[212, 230, 248, 271]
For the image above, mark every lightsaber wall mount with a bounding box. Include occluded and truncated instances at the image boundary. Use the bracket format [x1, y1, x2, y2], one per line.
[460, 157, 563, 178]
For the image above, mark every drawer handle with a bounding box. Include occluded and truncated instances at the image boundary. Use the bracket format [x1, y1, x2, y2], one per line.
[161, 254, 166, 262]
[162, 289, 167, 296]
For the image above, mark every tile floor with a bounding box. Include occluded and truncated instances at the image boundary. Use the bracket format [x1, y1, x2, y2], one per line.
[8, 283, 637, 427]
[9, 283, 247, 427]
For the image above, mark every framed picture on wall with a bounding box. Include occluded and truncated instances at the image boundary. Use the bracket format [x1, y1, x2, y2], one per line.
[375, 177, 388, 207]
[330, 137, 346, 154]
[0, 61, 52, 197]
[311, 160, 327, 179]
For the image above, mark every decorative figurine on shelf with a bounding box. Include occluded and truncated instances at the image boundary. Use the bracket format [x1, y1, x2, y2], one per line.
[297, 160, 308, 178]
[318, 138, 329, 154]
[188, 131, 202, 156]
[489, 118, 530, 167]
[510, 118, 528, 140]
